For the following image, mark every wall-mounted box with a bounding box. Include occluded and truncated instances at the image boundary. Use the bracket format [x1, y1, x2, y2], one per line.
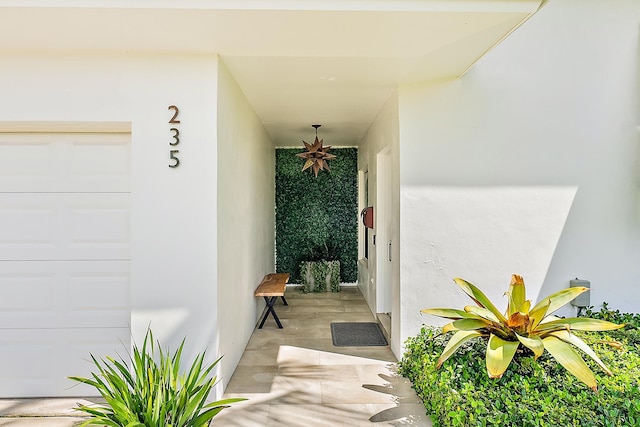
[361, 206, 374, 229]
[570, 279, 590, 307]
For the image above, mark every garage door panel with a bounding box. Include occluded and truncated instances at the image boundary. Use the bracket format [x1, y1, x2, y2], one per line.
[0, 261, 130, 329]
[0, 272, 53, 312]
[68, 197, 130, 250]
[70, 139, 130, 179]
[0, 203, 54, 249]
[0, 328, 131, 397]
[0, 193, 130, 260]
[0, 141, 53, 179]
[1, 129, 131, 398]
[0, 133, 130, 193]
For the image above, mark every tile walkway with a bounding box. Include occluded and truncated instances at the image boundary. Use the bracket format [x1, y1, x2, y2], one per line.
[0, 398, 99, 426]
[0, 286, 430, 426]
[215, 286, 430, 426]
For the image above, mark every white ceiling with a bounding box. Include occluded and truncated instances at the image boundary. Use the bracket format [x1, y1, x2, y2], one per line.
[0, 0, 545, 146]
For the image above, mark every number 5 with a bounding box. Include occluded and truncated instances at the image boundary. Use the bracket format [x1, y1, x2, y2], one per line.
[169, 150, 180, 168]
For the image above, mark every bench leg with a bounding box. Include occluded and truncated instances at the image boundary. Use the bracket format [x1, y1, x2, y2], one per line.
[259, 296, 283, 329]
[281, 296, 288, 306]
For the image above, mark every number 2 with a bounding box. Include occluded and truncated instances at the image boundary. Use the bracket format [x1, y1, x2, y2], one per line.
[168, 105, 180, 124]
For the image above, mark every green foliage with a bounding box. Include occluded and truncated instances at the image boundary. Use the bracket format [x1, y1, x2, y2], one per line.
[400, 326, 640, 427]
[275, 147, 358, 283]
[584, 302, 640, 329]
[422, 275, 622, 389]
[68, 329, 245, 427]
[583, 302, 640, 348]
[299, 260, 340, 292]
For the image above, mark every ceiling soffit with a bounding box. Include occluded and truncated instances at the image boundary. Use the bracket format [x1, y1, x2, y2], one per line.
[0, 1, 544, 146]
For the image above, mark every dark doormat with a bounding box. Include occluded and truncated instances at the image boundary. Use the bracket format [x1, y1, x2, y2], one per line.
[331, 322, 388, 347]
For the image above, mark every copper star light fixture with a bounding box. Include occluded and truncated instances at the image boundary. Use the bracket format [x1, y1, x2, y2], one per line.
[296, 124, 336, 177]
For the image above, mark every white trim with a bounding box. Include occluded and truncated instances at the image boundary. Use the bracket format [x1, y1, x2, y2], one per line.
[0, 0, 545, 13]
[0, 121, 131, 134]
[460, 6, 543, 78]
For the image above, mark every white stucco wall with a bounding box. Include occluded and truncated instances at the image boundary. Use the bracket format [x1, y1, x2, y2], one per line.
[398, 0, 640, 345]
[0, 53, 222, 386]
[357, 92, 402, 356]
[216, 61, 275, 388]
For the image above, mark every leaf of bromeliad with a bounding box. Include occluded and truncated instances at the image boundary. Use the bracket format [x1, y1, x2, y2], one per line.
[542, 335, 597, 391]
[464, 305, 500, 322]
[452, 318, 492, 331]
[518, 300, 531, 313]
[421, 308, 480, 320]
[535, 317, 624, 333]
[486, 334, 519, 379]
[528, 296, 551, 330]
[507, 312, 529, 330]
[515, 333, 544, 359]
[530, 287, 590, 324]
[507, 274, 526, 316]
[453, 278, 507, 323]
[549, 330, 612, 375]
[442, 322, 457, 333]
[436, 330, 482, 368]
[538, 314, 560, 325]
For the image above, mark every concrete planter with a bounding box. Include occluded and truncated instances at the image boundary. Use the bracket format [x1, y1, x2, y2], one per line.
[299, 260, 340, 292]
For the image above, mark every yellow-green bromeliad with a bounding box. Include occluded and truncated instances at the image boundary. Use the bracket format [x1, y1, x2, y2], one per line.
[422, 275, 624, 391]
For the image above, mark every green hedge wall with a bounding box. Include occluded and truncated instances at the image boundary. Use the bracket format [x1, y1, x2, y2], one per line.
[275, 147, 358, 283]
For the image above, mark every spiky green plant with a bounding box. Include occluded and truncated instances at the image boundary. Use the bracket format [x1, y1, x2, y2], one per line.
[69, 329, 245, 426]
[422, 275, 624, 391]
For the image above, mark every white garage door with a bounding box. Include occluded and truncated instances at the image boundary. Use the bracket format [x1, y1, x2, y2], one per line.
[0, 130, 131, 397]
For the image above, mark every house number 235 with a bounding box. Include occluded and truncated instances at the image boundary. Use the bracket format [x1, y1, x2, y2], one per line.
[168, 105, 181, 168]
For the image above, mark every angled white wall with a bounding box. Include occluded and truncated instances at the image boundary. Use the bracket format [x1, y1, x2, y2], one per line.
[357, 92, 402, 356]
[216, 61, 276, 388]
[398, 0, 640, 344]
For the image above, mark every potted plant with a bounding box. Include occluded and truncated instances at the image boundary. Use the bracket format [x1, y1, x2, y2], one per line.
[299, 241, 341, 292]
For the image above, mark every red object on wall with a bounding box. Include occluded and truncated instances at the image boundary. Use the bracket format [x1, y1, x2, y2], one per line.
[361, 207, 374, 229]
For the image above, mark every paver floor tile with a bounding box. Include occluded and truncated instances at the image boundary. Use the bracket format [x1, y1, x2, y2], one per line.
[223, 286, 429, 425]
[0, 417, 87, 426]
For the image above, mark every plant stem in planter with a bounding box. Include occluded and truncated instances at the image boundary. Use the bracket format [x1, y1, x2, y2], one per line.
[299, 260, 340, 292]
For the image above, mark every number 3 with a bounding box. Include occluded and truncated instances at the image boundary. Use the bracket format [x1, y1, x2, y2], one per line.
[170, 128, 180, 146]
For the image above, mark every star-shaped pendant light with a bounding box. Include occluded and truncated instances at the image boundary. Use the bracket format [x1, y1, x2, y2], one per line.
[296, 124, 337, 177]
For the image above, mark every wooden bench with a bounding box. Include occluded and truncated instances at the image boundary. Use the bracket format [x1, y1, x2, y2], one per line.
[254, 273, 290, 329]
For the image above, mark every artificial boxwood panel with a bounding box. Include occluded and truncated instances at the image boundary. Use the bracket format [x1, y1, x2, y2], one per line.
[275, 147, 358, 283]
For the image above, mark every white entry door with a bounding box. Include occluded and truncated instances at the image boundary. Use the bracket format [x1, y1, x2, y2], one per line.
[0, 130, 131, 397]
[376, 147, 392, 315]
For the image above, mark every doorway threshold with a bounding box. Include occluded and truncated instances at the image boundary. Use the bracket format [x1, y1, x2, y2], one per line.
[377, 312, 391, 341]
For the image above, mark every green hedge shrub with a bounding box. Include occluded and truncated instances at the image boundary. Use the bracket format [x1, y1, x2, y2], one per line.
[582, 303, 640, 351]
[400, 326, 640, 427]
[275, 147, 358, 283]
